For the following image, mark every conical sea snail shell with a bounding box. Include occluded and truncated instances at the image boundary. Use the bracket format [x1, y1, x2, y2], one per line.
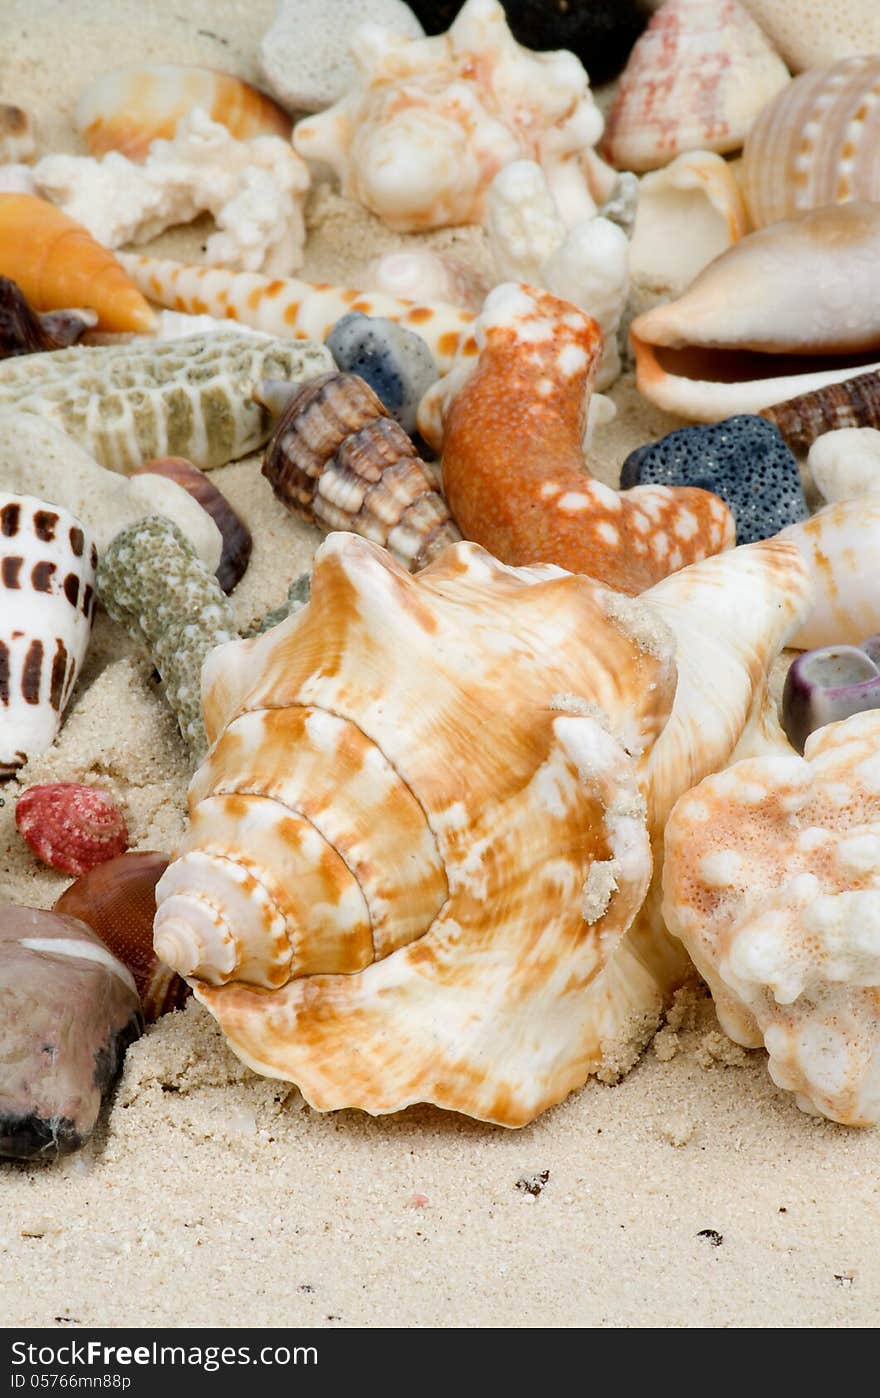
[741, 57, 880, 229]
[153, 528, 812, 1125]
[601, 0, 790, 173]
[258, 372, 461, 571]
[631, 202, 880, 420]
[75, 64, 291, 159]
[0, 493, 97, 778]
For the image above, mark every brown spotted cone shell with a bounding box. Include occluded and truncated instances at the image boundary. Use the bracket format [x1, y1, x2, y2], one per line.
[761, 371, 880, 454]
[133, 456, 252, 594]
[261, 371, 462, 572]
[54, 850, 188, 1022]
[16, 782, 129, 876]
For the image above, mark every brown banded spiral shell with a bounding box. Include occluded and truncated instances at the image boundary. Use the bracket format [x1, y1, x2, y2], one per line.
[259, 372, 461, 572]
[741, 56, 880, 228]
[761, 370, 880, 453]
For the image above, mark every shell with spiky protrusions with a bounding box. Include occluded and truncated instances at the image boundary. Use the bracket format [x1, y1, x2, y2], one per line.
[259, 372, 461, 571]
[97, 515, 236, 760]
[663, 710, 880, 1125]
[0, 332, 334, 474]
[292, 0, 615, 233]
[152, 528, 814, 1126]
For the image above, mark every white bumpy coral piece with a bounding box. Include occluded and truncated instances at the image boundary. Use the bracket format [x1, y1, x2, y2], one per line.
[663, 711, 880, 1126]
[34, 109, 310, 276]
[486, 160, 629, 392]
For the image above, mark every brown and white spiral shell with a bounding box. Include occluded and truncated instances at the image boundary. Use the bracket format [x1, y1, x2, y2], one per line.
[741, 56, 880, 228]
[259, 372, 461, 572]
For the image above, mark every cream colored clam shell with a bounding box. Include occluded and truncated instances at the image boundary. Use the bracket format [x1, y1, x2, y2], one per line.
[631, 203, 880, 420]
[153, 532, 812, 1125]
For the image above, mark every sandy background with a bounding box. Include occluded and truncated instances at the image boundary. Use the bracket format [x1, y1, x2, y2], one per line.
[1, 0, 878, 1330]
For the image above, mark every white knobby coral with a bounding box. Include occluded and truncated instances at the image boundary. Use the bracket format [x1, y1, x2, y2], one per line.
[486, 160, 629, 390]
[34, 109, 310, 276]
[808, 428, 880, 503]
[663, 710, 880, 1126]
[292, 0, 616, 233]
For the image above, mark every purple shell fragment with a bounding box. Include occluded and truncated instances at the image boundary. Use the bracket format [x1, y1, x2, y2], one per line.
[782, 640, 880, 754]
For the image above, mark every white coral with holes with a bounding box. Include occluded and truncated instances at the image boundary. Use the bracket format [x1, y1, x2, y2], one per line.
[663, 710, 880, 1125]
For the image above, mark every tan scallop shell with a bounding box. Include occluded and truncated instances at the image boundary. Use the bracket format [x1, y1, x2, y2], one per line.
[601, 0, 790, 174]
[741, 56, 880, 229]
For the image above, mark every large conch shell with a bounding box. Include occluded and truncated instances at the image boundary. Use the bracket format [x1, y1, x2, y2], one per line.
[117, 253, 476, 376]
[152, 529, 813, 1125]
[741, 57, 880, 229]
[0, 194, 155, 334]
[425, 283, 734, 594]
[631, 202, 880, 421]
[292, 0, 616, 233]
[601, 0, 790, 173]
[75, 64, 291, 158]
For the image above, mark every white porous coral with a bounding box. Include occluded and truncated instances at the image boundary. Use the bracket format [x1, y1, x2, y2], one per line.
[33, 109, 310, 276]
[663, 710, 880, 1126]
[292, 0, 616, 233]
[486, 160, 629, 391]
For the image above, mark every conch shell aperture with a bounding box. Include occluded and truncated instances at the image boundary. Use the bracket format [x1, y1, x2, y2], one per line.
[154, 530, 814, 1126]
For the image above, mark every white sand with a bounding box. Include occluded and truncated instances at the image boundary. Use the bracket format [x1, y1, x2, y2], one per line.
[1, 0, 878, 1331]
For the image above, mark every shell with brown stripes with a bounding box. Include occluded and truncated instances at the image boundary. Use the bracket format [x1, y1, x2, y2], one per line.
[0, 493, 96, 778]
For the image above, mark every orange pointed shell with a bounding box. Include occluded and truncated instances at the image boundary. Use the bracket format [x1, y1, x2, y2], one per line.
[0, 194, 155, 334]
[601, 0, 790, 173]
[54, 851, 187, 1022]
[76, 65, 291, 160]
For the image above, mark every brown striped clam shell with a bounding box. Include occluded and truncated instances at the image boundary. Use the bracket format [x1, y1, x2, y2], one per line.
[133, 457, 252, 594]
[53, 851, 188, 1022]
[257, 372, 462, 572]
[742, 56, 880, 229]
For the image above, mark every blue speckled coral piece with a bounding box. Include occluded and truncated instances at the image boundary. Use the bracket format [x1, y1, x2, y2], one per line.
[619, 415, 809, 544]
[326, 312, 437, 436]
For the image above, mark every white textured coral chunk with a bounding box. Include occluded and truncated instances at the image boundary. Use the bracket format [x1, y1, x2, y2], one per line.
[292, 0, 615, 233]
[487, 161, 629, 390]
[663, 710, 880, 1125]
[34, 109, 310, 276]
